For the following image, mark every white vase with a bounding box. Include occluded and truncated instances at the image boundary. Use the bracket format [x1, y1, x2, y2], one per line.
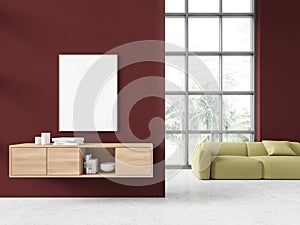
[41, 132, 51, 145]
[35, 136, 41, 145]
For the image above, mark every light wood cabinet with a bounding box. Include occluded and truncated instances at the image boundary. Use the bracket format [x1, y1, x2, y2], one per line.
[11, 148, 46, 176]
[47, 148, 83, 175]
[9, 143, 153, 178]
[116, 148, 152, 176]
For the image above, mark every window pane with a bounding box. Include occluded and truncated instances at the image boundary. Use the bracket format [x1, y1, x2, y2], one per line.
[166, 134, 186, 165]
[165, 56, 185, 91]
[188, 134, 220, 164]
[189, 18, 219, 52]
[165, 18, 185, 51]
[165, 0, 255, 166]
[165, 95, 185, 130]
[223, 134, 251, 142]
[223, 95, 251, 130]
[189, 56, 220, 91]
[166, 0, 185, 13]
[189, 0, 219, 13]
[223, 0, 253, 13]
[189, 95, 220, 130]
[223, 18, 252, 52]
[223, 56, 252, 91]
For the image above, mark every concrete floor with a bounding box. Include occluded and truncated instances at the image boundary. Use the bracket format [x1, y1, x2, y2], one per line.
[1, 170, 300, 225]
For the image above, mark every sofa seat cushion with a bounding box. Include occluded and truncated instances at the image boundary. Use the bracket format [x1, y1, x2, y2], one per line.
[252, 156, 300, 179]
[211, 156, 262, 179]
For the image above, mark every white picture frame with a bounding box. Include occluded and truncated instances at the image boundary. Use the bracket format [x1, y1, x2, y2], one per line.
[59, 54, 118, 131]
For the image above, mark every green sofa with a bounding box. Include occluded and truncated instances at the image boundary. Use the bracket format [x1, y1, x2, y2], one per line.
[191, 141, 300, 179]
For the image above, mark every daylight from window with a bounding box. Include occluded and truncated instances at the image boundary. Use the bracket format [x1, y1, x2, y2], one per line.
[165, 0, 255, 166]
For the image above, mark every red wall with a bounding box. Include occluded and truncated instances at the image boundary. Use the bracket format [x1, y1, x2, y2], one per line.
[0, 0, 165, 197]
[257, 0, 300, 141]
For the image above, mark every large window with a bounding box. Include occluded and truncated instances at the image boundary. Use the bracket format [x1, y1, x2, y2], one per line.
[165, 0, 255, 167]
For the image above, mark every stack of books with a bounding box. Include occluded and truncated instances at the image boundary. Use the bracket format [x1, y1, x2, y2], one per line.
[52, 137, 84, 145]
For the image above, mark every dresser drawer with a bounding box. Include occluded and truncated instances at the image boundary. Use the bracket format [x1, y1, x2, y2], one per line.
[11, 148, 46, 176]
[115, 148, 153, 177]
[47, 148, 83, 175]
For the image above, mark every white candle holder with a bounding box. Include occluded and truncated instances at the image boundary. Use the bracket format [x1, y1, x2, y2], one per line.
[35, 136, 41, 145]
[41, 132, 51, 145]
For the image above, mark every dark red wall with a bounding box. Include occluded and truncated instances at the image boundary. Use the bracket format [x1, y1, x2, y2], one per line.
[257, 0, 300, 141]
[0, 0, 165, 197]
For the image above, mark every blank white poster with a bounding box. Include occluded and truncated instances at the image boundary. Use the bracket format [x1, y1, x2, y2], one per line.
[59, 54, 118, 131]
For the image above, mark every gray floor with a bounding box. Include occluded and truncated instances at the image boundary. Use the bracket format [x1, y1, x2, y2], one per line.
[1, 170, 300, 225]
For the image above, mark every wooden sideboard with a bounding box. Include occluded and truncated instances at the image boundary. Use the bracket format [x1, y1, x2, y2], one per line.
[9, 143, 153, 178]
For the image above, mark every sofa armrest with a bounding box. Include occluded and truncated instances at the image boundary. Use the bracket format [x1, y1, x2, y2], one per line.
[191, 143, 212, 180]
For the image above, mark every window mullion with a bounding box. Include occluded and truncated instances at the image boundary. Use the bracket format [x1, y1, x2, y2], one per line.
[184, 0, 189, 167]
[219, 0, 223, 141]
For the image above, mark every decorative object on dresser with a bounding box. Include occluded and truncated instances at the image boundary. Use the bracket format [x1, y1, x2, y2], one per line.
[9, 143, 153, 178]
[41, 132, 51, 145]
[100, 162, 115, 173]
[84, 154, 99, 174]
[34, 136, 41, 145]
[52, 137, 84, 145]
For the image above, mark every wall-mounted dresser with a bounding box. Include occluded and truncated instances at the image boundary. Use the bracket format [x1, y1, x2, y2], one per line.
[9, 143, 153, 178]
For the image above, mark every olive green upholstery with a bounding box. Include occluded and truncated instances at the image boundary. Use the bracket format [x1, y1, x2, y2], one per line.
[290, 142, 300, 155]
[191, 143, 211, 179]
[215, 142, 247, 156]
[251, 156, 300, 179]
[262, 141, 296, 156]
[211, 156, 262, 179]
[191, 141, 300, 180]
[246, 142, 268, 156]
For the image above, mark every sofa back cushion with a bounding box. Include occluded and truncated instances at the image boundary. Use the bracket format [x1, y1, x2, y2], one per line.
[204, 142, 247, 156]
[290, 142, 300, 156]
[246, 142, 268, 156]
